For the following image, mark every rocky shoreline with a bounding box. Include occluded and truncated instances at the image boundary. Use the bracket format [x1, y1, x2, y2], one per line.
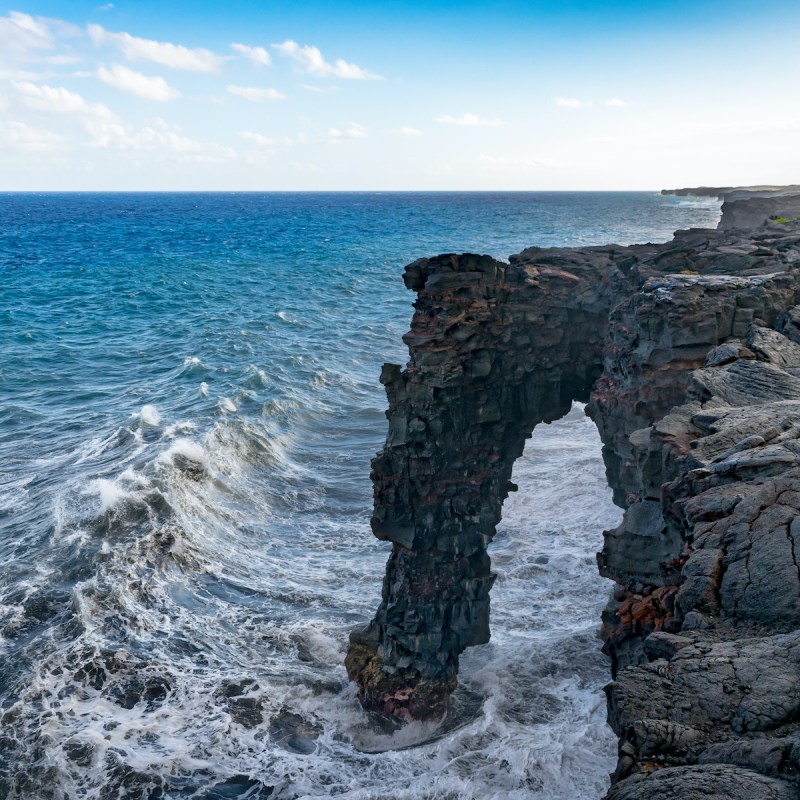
[346, 189, 800, 798]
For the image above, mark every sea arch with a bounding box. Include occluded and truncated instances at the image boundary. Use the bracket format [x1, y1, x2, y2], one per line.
[345, 250, 628, 720]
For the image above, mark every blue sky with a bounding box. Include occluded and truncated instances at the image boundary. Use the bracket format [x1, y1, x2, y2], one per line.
[1, 1, 799, 189]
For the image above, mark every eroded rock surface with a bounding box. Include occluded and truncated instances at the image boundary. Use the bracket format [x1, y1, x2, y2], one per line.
[347, 200, 800, 798]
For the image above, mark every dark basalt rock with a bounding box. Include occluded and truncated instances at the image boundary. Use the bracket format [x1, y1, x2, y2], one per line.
[347, 194, 800, 797]
[661, 186, 734, 198]
[720, 194, 800, 231]
[605, 764, 799, 800]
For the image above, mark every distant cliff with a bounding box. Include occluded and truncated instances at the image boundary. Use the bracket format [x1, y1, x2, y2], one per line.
[662, 184, 800, 199]
[347, 190, 800, 799]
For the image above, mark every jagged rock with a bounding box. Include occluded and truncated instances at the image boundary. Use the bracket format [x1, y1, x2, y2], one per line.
[604, 764, 798, 800]
[347, 249, 628, 718]
[347, 191, 800, 797]
[598, 500, 681, 588]
[608, 632, 800, 752]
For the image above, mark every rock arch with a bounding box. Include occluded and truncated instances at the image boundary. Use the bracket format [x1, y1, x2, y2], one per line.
[345, 249, 629, 720]
[346, 210, 800, 799]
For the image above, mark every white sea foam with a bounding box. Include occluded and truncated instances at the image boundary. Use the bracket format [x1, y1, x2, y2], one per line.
[180, 356, 208, 377]
[95, 478, 130, 513]
[158, 438, 209, 471]
[119, 467, 150, 487]
[163, 421, 197, 438]
[139, 404, 161, 426]
[218, 397, 238, 413]
[2, 402, 620, 799]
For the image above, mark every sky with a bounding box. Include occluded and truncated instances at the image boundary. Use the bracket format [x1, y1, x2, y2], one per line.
[1, 0, 799, 190]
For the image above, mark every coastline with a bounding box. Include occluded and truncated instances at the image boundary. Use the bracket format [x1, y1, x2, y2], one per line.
[348, 188, 800, 798]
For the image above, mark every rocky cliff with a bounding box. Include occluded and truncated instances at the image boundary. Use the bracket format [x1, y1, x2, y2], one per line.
[346, 193, 800, 798]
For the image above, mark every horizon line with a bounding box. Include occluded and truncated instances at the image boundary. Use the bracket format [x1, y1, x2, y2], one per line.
[0, 188, 674, 194]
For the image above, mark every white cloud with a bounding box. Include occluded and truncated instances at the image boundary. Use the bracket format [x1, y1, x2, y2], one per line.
[398, 126, 422, 136]
[13, 80, 117, 120]
[88, 24, 226, 72]
[272, 40, 381, 80]
[327, 122, 367, 142]
[4, 11, 50, 42]
[226, 85, 285, 102]
[98, 64, 180, 101]
[2, 120, 65, 151]
[240, 131, 292, 146]
[436, 113, 503, 127]
[606, 98, 628, 108]
[96, 3, 114, 10]
[555, 97, 583, 108]
[11, 80, 235, 162]
[0, 11, 80, 61]
[231, 43, 271, 66]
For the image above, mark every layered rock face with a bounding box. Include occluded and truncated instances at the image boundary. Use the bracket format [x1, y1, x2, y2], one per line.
[720, 194, 800, 231]
[347, 196, 800, 797]
[345, 249, 631, 718]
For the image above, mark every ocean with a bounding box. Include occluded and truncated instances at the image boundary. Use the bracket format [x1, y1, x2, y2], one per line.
[0, 192, 722, 800]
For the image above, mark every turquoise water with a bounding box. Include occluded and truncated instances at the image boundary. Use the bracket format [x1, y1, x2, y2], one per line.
[0, 192, 721, 799]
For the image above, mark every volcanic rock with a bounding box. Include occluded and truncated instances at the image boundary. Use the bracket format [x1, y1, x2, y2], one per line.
[347, 191, 800, 798]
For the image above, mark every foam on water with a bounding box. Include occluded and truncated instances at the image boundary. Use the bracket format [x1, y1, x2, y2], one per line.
[0, 192, 721, 799]
[0, 399, 619, 800]
[139, 404, 162, 427]
[159, 438, 209, 468]
[93, 477, 132, 513]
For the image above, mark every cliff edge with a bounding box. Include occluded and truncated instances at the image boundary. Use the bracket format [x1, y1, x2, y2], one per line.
[346, 191, 800, 798]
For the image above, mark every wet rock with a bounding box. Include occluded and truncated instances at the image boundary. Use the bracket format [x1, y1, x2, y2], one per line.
[268, 710, 322, 754]
[605, 764, 798, 800]
[219, 679, 263, 728]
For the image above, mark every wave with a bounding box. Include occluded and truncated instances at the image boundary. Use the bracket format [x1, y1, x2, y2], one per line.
[0, 401, 620, 800]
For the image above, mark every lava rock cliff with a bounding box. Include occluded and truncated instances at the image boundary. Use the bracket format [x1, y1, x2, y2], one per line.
[346, 192, 800, 799]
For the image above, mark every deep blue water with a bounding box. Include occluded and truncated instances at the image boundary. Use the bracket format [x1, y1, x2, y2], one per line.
[0, 192, 721, 800]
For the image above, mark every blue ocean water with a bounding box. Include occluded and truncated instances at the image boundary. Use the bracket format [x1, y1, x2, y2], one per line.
[0, 192, 721, 800]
